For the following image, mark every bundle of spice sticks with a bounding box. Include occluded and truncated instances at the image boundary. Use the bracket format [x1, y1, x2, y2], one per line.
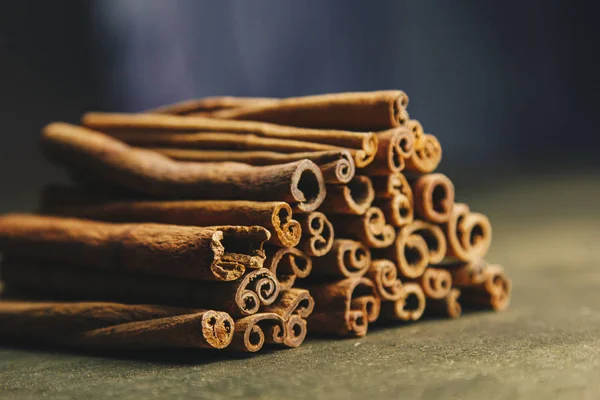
[0, 91, 511, 353]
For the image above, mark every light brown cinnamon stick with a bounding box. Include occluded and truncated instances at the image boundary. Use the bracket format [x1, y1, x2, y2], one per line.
[81, 112, 379, 168]
[41, 123, 326, 212]
[414, 267, 452, 299]
[381, 282, 426, 322]
[360, 128, 414, 176]
[371, 173, 414, 227]
[1, 259, 280, 317]
[42, 197, 301, 248]
[425, 289, 462, 319]
[328, 207, 396, 248]
[318, 176, 375, 215]
[149, 149, 356, 184]
[264, 247, 312, 291]
[197, 90, 409, 130]
[300, 278, 380, 337]
[443, 203, 492, 262]
[0, 301, 235, 350]
[148, 96, 278, 115]
[229, 313, 286, 352]
[309, 239, 371, 279]
[373, 220, 447, 279]
[411, 173, 455, 224]
[445, 261, 511, 311]
[295, 212, 334, 257]
[0, 214, 269, 281]
[366, 259, 404, 301]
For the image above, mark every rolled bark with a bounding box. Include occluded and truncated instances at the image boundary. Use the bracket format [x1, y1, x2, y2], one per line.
[328, 207, 396, 248]
[371, 172, 412, 199]
[366, 259, 404, 301]
[261, 288, 315, 320]
[425, 289, 462, 319]
[0, 301, 235, 350]
[414, 267, 452, 300]
[411, 173, 455, 224]
[295, 212, 334, 257]
[309, 239, 371, 279]
[280, 314, 308, 348]
[445, 261, 511, 311]
[1, 259, 280, 317]
[318, 176, 375, 215]
[405, 134, 442, 173]
[443, 203, 492, 262]
[360, 128, 414, 176]
[381, 282, 426, 322]
[300, 277, 380, 337]
[198, 90, 409, 130]
[148, 96, 278, 115]
[81, 112, 379, 168]
[41, 123, 326, 212]
[43, 198, 301, 248]
[373, 220, 447, 279]
[0, 214, 268, 282]
[264, 247, 312, 291]
[150, 149, 356, 184]
[229, 313, 286, 352]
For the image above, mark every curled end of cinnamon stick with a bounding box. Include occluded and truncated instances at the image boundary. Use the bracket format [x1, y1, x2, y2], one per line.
[290, 159, 326, 212]
[230, 313, 285, 352]
[419, 267, 453, 299]
[318, 150, 356, 184]
[384, 282, 426, 321]
[298, 211, 334, 257]
[407, 133, 442, 173]
[310, 239, 371, 279]
[320, 176, 375, 215]
[368, 259, 404, 301]
[391, 221, 447, 279]
[211, 226, 270, 280]
[265, 247, 312, 291]
[261, 288, 315, 320]
[392, 92, 409, 125]
[426, 288, 462, 319]
[363, 207, 396, 248]
[412, 173, 455, 224]
[353, 133, 379, 168]
[270, 203, 302, 247]
[347, 279, 381, 337]
[201, 310, 235, 349]
[235, 269, 281, 315]
[283, 315, 307, 348]
[445, 203, 492, 262]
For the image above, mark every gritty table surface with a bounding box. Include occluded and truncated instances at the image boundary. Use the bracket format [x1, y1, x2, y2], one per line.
[0, 170, 599, 400]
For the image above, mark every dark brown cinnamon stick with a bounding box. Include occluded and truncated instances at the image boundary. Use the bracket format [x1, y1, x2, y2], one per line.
[295, 212, 334, 257]
[41, 123, 326, 212]
[264, 247, 312, 291]
[0, 214, 269, 281]
[279, 315, 308, 348]
[0, 301, 235, 349]
[328, 207, 396, 248]
[149, 149, 356, 184]
[425, 289, 462, 319]
[81, 112, 379, 168]
[1, 259, 280, 317]
[360, 128, 414, 176]
[42, 198, 301, 248]
[197, 91, 409, 130]
[318, 176, 375, 215]
[148, 96, 278, 115]
[366, 259, 404, 302]
[300, 278, 380, 337]
[309, 239, 371, 279]
[443, 203, 492, 262]
[381, 282, 426, 322]
[411, 173, 455, 224]
[373, 220, 447, 279]
[445, 261, 511, 311]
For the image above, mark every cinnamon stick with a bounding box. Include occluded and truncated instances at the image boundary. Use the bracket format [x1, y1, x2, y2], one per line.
[360, 128, 414, 176]
[443, 203, 492, 262]
[295, 212, 334, 257]
[148, 149, 356, 184]
[371, 173, 414, 227]
[414, 267, 452, 299]
[195, 90, 409, 130]
[445, 261, 511, 311]
[41, 123, 326, 212]
[1, 259, 280, 317]
[309, 239, 371, 279]
[373, 220, 447, 279]
[381, 282, 426, 322]
[0, 214, 268, 281]
[279, 314, 308, 348]
[229, 313, 286, 352]
[264, 247, 312, 291]
[411, 173, 455, 224]
[371, 172, 412, 199]
[318, 176, 375, 215]
[366, 259, 404, 301]
[301, 278, 380, 337]
[81, 112, 379, 168]
[0, 301, 235, 350]
[328, 207, 396, 248]
[42, 198, 302, 248]
[425, 289, 462, 319]
[148, 96, 278, 115]
[261, 288, 315, 320]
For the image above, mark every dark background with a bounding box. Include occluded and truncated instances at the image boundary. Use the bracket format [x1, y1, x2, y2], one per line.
[1, 0, 599, 212]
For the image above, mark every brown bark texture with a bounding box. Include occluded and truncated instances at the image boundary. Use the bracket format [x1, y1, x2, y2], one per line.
[328, 207, 396, 248]
[264, 247, 312, 291]
[318, 176, 375, 215]
[295, 212, 334, 257]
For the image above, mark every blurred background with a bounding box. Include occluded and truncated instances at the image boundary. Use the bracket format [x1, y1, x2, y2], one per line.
[1, 0, 599, 212]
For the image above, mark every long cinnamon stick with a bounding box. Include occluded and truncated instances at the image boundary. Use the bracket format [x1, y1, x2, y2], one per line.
[373, 220, 447, 279]
[42, 197, 301, 248]
[328, 207, 396, 248]
[41, 123, 326, 212]
[443, 203, 492, 262]
[81, 112, 379, 168]
[381, 282, 426, 322]
[360, 128, 414, 176]
[264, 247, 312, 291]
[309, 239, 371, 279]
[425, 289, 462, 319]
[0, 214, 268, 281]
[411, 173, 455, 224]
[0, 301, 235, 349]
[318, 176, 375, 215]
[445, 261, 511, 311]
[1, 259, 280, 317]
[196, 91, 409, 130]
[295, 212, 334, 257]
[148, 96, 278, 115]
[300, 278, 380, 337]
[366, 259, 404, 301]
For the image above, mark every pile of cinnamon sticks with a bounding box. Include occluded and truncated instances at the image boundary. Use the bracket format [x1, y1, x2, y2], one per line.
[0, 90, 511, 353]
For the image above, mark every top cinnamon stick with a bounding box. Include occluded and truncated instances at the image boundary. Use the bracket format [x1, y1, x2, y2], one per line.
[148, 96, 278, 115]
[41, 123, 326, 212]
[171, 91, 409, 130]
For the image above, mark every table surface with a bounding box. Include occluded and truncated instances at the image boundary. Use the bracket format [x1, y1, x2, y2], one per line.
[1, 171, 599, 400]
